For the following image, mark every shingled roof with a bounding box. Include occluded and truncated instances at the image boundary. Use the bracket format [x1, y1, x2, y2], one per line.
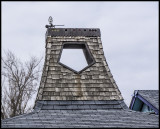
[1, 26, 159, 128]
[138, 90, 159, 110]
[2, 100, 159, 128]
[129, 90, 159, 115]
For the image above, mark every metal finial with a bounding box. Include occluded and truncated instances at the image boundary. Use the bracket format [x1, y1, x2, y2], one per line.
[45, 16, 64, 28]
[48, 16, 53, 25]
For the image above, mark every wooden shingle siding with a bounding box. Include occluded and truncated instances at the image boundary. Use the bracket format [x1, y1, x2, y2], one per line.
[36, 30, 123, 101]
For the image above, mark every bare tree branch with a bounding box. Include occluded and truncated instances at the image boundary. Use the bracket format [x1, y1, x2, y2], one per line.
[1, 50, 43, 119]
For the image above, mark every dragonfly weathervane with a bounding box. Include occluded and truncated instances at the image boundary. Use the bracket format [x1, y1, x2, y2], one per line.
[45, 16, 64, 28]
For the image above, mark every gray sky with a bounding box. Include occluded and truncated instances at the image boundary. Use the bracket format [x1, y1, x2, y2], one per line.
[2, 2, 158, 106]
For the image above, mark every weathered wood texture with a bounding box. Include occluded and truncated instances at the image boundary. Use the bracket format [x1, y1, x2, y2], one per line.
[36, 29, 123, 101]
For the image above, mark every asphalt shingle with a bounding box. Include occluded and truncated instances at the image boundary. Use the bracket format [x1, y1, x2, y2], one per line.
[1, 100, 159, 128]
[137, 90, 159, 110]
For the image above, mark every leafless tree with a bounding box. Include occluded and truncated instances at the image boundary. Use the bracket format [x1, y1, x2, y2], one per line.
[1, 50, 43, 119]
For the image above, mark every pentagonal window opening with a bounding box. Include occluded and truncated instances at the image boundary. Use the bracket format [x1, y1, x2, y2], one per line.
[60, 49, 88, 72]
[58, 42, 95, 74]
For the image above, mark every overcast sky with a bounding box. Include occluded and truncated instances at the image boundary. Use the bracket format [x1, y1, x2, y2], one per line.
[2, 2, 158, 106]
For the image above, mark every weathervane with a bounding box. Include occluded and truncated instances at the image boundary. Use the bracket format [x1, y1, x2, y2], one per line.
[45, 16, 64, 28]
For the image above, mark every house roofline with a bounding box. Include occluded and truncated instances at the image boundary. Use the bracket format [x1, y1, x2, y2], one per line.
[129, 90, 159, 115]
